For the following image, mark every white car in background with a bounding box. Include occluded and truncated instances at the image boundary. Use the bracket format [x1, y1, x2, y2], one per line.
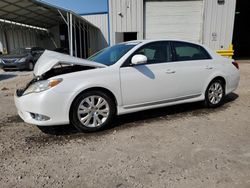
[14, 40, 240, 132]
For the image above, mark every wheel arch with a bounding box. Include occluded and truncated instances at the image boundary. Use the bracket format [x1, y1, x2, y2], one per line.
[69, 87, 118, 118]
[210, 76, 226, 87]
[205, 75, 227, 94]
[27, 57, 34, 63]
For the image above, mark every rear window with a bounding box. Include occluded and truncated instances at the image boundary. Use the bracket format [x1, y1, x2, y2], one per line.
[173, 42, 211, 61]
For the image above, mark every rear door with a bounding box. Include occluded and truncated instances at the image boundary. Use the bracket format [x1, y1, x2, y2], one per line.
[167, 41, 213, 97]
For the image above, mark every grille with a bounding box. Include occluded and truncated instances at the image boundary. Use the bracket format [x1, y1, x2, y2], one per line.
[2, 59, 17, 64]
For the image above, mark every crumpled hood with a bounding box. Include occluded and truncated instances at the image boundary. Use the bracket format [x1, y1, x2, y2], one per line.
[33, 50, 107, 76]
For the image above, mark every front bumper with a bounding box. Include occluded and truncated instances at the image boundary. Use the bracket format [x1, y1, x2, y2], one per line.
[14, 90, 72, 126]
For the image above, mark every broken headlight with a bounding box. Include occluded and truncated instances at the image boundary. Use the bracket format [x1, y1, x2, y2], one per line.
[23, 78, 63, 95]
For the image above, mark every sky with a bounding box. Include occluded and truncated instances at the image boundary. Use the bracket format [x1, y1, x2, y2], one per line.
[40, 0, 108, 15]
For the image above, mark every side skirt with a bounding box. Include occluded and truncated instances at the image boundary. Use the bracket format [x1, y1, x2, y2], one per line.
[123, 94, 202, 109]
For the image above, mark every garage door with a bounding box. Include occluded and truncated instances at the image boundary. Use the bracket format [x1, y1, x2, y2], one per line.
[145, 0, 203, 43]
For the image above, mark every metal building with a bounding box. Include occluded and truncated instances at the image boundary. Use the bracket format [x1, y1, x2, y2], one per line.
[84, 0, 244, 58]
[0, 0, 102, 57]
[82, 12, 109, 49]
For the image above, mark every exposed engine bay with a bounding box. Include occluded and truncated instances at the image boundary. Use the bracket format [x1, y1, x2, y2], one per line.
[16, 64, 96, 97]
[16, 50, 107, 97]
[41, 64, 95, 79]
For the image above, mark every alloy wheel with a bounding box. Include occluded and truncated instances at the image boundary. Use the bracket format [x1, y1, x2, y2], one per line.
[77, 95, 110, 128]
[208, 82, 223, 105]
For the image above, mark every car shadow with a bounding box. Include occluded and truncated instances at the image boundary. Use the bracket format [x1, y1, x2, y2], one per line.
[134, 65, 155, 79]
[110, 92, 239, 130]
[39, 93, 239, 136]
[0, 74, 16, 81]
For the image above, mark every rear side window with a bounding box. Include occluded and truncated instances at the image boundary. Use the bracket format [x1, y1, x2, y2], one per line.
[173, 42, 211, 61]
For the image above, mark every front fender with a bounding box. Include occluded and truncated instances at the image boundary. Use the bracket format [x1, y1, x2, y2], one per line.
[65, 83, 122, 119]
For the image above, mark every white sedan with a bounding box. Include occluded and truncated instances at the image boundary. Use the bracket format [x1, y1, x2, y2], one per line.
[14, 40, 240, 132]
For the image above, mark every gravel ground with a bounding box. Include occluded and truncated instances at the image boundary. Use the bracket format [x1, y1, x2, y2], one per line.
[0, 62, 250, 188]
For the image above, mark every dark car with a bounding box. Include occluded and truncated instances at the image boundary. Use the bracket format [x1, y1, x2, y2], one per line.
[0, 47, 45, 71]
[53, 47, 69, 54]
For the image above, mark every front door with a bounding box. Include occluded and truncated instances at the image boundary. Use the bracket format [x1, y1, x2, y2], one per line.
[120, 41, 174, 107]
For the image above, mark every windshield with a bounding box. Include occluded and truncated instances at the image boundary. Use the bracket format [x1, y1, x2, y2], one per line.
[88, 43, 137, 66]
[10, 48, 30, 55]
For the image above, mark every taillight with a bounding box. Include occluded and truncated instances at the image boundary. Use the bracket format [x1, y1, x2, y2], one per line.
[232, 61, 239, 69]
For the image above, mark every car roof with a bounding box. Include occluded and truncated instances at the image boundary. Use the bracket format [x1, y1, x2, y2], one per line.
[120, 40, 208, 49]
[120, 39, 220, 60]
[123, 39, 210, 52]
[125, 39, 202, 45]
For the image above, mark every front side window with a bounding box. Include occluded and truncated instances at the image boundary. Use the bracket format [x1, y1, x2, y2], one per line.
[173, 42, 211, 61]
[88, 43, 138, 66]
[135, 42, 172, 64]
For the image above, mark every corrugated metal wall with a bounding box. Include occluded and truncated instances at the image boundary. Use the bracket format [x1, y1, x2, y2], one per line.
[80, 0, 237, 54]
[82, 14, 109, 49]
[0, 27, 8, 51]
[203, 0, 236, 50]
[89, 26, 104, 55]
[0, 23, 58, 53]
[46, 25, 60, 50]
[109, 0, 144, 45]
[1, 29, 43, 53]
[107, 0, 236, 51]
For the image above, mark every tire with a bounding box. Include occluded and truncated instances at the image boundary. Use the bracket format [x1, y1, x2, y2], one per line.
[70, 90, 116, 132]
[28, 61, 34, 71]
[205, 79, 225, 108]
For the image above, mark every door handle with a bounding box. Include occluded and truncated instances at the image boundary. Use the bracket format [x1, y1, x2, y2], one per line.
[165, 69, 176, 74]
[205, 66, 213, 70]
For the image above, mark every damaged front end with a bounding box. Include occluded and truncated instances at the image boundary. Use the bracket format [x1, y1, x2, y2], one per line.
[16, 64, 96, 97]
[16, 76, 41, 97]
[16, 50, 107, 97]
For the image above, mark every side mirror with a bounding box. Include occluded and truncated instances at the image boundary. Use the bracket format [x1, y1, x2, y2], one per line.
[131, 54, 147, 65]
